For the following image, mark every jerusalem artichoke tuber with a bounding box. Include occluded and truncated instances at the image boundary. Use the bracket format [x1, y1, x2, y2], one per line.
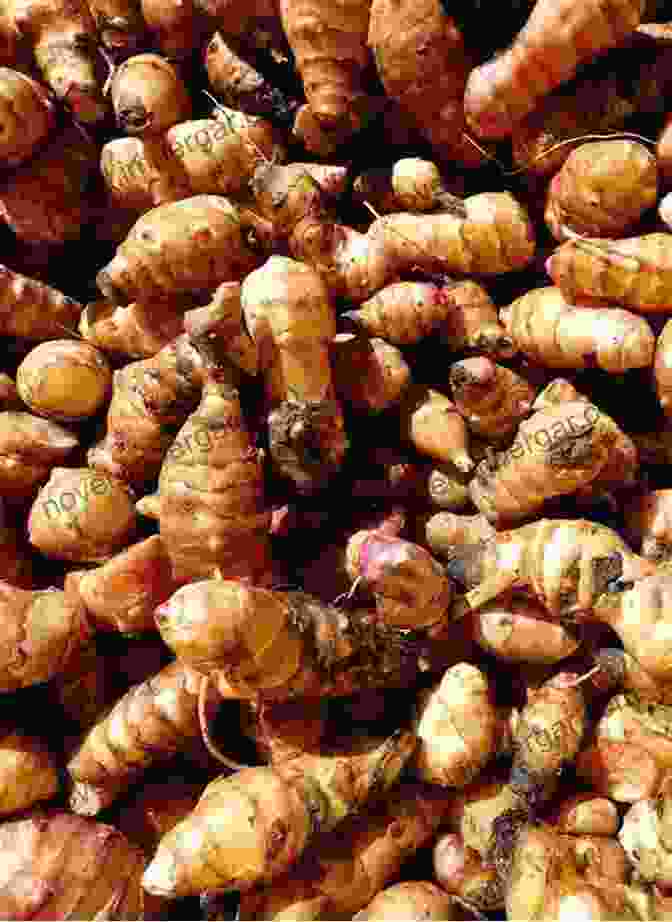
[0, 411, 78, 500]
[449, 357, 537, 442]
[110, 53, 191, 135]
[0, 67, 54, 168]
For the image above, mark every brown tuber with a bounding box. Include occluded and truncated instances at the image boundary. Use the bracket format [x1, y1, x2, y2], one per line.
[16, 340, 112, 423]
[0, 411, 78, 500]
[110, 53, 192, 135]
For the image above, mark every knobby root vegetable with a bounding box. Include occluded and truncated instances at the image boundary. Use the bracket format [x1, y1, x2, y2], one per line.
[0, 123, 98, 245]
[0, 411, 78, 499]
[87, 334, 205, 487]
[619, 783, 672, 887]
[353, 880, 458, 920]
[67, 661, 216, 815]
[64, 534, 177, 634]
[401, 387, 473, 473]
[239, 783, 455, 920]
[16, 340, 112, 422]
[110, 54, 192, 134]
[28, 467, 138, 563]
[447, 518, 655, 619]
[0, 809, 159, 919]
[352, 158, 465, 214]
[0, 581, 92, 690]
[242, 255, 346, 493]
[344, 280, 461, 347]
[182, 282, 259, 376]
[0, 67, 54, 167]
[79, 298, 185, 360]
[413, 662, 498, 787]
[141, 731, 417, 896]
[154, 579, 435, 700]
[345, 517, 453, 631]
[450, 357, 537, 442]
[101, 110, 282, 214]
[433, 831, 503, 912]
[552, 793, 620, 837]
[468, 400, 636, 526]
[623, 490, 672, 562]
[425, 512, 495, 561]
[576, 739, 662, 803]
[510, 672, 586, 798]
[279, 0, 371, 128]
[501, 286, 655, 373]
[439, 279, 516, 359]
[11, 0, 108, 122]
[465, 597, 580, 664]
[463, 0, 645, 139]
[368, 0, 482, 167]
[544, 139, 658, 241]
[135, 364, 273, 586]
[96, 195, 262, 305]
[0, 732, 59, 815]
[446, 778, 526, 861]
[330, 333, 411, 413]
[547, 232, 672, 313]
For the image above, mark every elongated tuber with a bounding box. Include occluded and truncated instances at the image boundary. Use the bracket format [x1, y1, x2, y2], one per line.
[413, 662, 498, 787]
[67, 661, 215, 815]
[155, 579, 432, 700]
[142, 731, 416, 897]
[401, 387, 473, 473]
[433, 831, 503, 912]
[96, 195, 261, 305]
[0, 411, 78, 500]
[79, 298, 185, 360]
[345, 280, 459, 347]
[136, 365, 273, 586]
[466, 597, 580, 664]
[463, 0, 645, 139]
[501, 286, 655, 373]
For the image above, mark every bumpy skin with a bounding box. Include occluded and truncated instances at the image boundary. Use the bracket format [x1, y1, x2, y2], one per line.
[139, 367, 273, 586]
[0, 581, 91, 691]
[28, 467, 138, 563]
[96, 195, 261, 305]
[441, 279, 515, 358]
[345, 526, 452, 630]
[154, 579, 433, 700]
[141, 732, 417, 897]
[368, 0, 482, 167]
[0, 68, 54, 167]
[238, 784, 454, 921]
[354, 881, 457, 920]
[547, 232, 672, 313]
[0, 810, 155, 919]
[79, 299, 184, 359]
[0, 733, 59, 815]
[623, 490, 672, 562]
[0, 124, 98, 245]
[553, 793, 620, 836]
[0, 411, 78, 499]
[544, 140, 658, 241]
[87, 334, 205, 487]
[468, 400, 632, 526]
[347, 281, 457, 346]
[402, 387, 473, 473]
[466, 597, 580, 664]
[352, 158, 464, 213]
[464, 0, 645, 139]
[279, 0, 370, 128]
[414, 662, 498, 787]
[242, 255, 346, 493]
[11, 0, 107, 122]
[0, 264, 81, 339]
[111, 54, 191, 133]
[501, 286, 655, 373]
[251, 163, 536, 300]
[450, 357, 537, 442]
[102, 111, 281, 214]
[448, 517, 655, 619]
[425, 512, 495, 561]
[65, 534, 176, 634]
[67, 662, 209, 815]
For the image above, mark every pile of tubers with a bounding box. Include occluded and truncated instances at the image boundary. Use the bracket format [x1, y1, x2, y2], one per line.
[8, 0, 672, 918]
